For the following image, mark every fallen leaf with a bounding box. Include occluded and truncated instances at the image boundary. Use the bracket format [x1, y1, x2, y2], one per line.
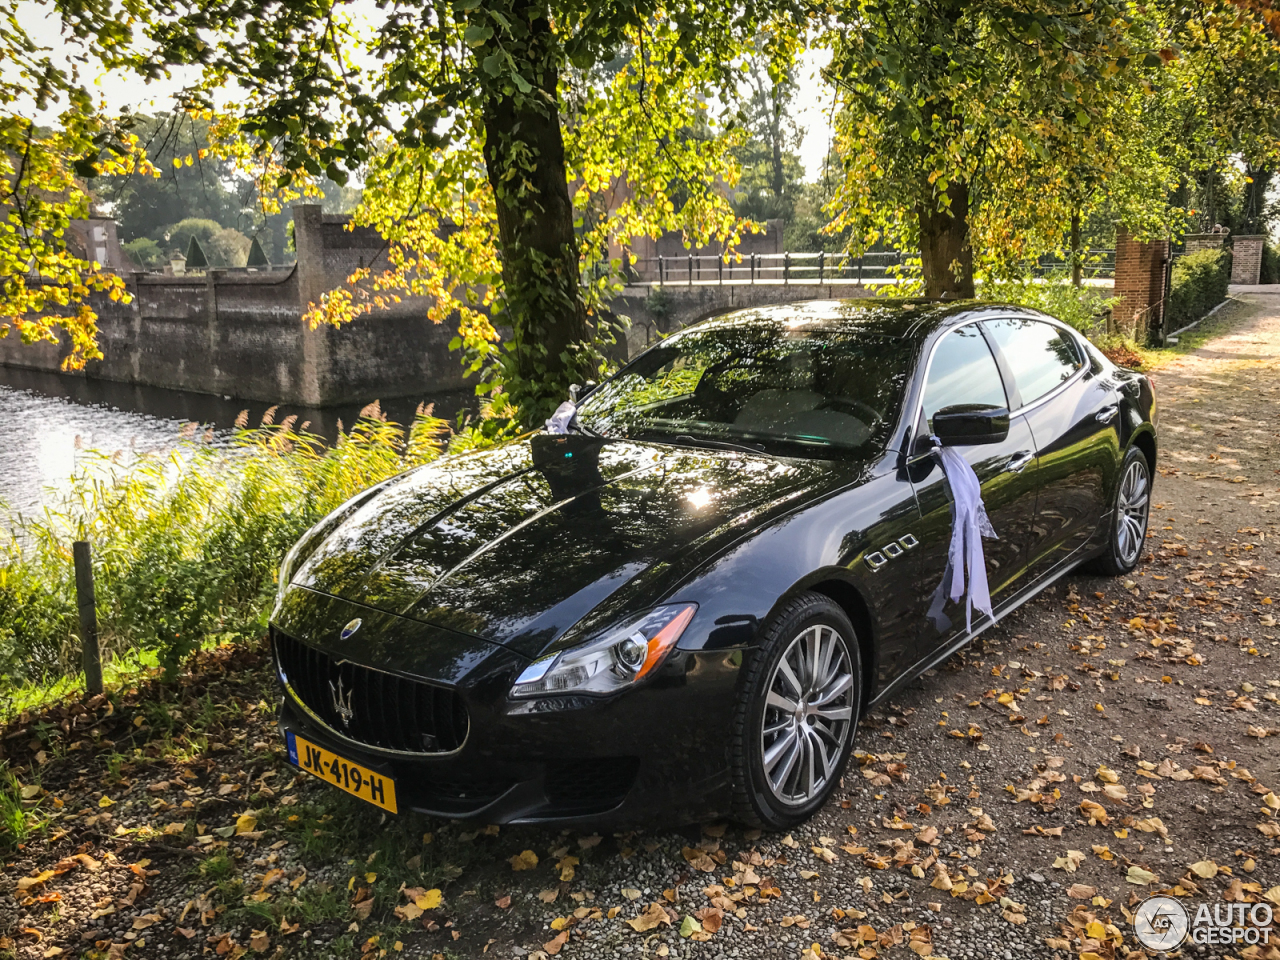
[543, 931, 569, 955]
[1127, 865, 1159, 885]
[510, 850, 539, 871]
[415, 889, 443, 910]
[626, 903, 671, 933]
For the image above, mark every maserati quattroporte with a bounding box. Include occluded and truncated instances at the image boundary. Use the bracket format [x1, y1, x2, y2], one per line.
[270, 299, 1156, 829]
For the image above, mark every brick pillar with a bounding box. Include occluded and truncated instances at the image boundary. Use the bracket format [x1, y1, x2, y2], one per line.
[1231, 235, 1264, 285]
[1114, 226, 1170, 336]
[1184, 232, 1228, 256]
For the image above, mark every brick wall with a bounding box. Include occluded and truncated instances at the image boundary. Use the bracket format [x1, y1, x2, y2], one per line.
[1184, 233, 1228, 256]
[1114, 226, 1170, 336]
[1231, 235, 1265, 285]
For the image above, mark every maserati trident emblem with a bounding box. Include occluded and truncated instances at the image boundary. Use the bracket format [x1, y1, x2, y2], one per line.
[329, 675, 355, 728]
[340, 618, 363, 640]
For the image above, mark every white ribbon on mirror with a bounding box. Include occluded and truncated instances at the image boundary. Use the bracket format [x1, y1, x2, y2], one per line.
[545, 401, 578, 435]
[925, 437, 998, 634]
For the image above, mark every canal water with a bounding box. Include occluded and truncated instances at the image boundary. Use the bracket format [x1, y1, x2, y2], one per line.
[0, 366, 473, 517]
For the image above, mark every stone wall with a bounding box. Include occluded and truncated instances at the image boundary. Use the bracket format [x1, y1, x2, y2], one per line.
[0, 205, 466, 406]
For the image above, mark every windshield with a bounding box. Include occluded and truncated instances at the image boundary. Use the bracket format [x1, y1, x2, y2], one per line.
[576, 321, 914, 458]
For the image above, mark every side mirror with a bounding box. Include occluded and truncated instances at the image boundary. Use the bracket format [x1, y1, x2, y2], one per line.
[931, 404, 1010, 446]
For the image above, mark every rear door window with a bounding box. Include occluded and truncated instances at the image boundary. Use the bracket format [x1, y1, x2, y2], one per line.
[984, 318, 1083, 406]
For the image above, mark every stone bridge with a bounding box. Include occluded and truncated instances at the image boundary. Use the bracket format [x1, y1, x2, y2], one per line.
[609, 281, 878, 357]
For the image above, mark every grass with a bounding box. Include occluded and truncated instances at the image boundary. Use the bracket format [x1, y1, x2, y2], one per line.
[0, 401, 525, 718]
[0, 763, 39, 849]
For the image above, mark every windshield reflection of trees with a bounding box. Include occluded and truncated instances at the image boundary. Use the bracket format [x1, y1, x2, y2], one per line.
[579, 326, 913, 458]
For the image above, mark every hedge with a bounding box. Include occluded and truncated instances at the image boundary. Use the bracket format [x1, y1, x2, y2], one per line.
[1165, 247, 1230, 330]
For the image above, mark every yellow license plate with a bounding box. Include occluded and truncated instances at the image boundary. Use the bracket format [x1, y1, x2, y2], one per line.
[287, 731, 398, 813]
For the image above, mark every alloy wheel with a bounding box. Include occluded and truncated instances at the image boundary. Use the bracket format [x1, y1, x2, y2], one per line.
[760, 624, 855, 806]
[1116, 458, 1150, 565]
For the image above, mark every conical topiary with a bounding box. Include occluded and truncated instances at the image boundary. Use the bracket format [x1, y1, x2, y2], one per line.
[246, 236, 269, 267]
[185, 234, 209, 269]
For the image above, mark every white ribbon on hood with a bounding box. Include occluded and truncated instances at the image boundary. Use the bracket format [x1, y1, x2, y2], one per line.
[925, 438, 998, 634]
[545, 401, 578, 435]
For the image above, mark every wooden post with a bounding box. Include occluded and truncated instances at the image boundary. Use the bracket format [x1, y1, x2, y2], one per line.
[73, 541, 103, 697]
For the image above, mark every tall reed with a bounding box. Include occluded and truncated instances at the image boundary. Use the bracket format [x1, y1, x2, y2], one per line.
[0, 403, 459, 709]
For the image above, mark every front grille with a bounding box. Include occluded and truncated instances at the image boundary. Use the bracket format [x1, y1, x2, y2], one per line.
[273, 631, 468, 754]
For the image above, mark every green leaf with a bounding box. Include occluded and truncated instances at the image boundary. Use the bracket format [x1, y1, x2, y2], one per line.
[463, 24, 493, 47]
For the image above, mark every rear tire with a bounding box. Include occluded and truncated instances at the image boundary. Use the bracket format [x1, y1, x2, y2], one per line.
[1087, 446, 1151, 577]
[730, 592, 861, 830]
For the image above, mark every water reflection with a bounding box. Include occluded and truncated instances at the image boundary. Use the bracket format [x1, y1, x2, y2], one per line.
[0, 366, 473, 516]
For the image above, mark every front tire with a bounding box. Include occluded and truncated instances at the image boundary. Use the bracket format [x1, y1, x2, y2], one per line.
[1089, 446, 1152, 576]
[730, 592, 862, 830]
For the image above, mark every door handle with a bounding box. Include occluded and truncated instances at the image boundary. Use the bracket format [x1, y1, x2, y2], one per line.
[1006, 451, 1034, 473]
[1095, 404, 1119, 423]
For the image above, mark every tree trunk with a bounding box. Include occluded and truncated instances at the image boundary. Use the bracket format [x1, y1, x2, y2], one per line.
[1070, 211, 1082, 287]
[917, 180, 974, 299]
[769, 87, 786, 201]
[1243, 164, 1273, 235]
[478, 5, 592, 424]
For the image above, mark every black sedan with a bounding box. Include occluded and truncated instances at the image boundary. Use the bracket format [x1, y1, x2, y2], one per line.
[270, 299, 1157, 829]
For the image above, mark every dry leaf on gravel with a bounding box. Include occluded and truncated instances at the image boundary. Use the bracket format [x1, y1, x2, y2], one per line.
[543, 930, 569, 955]
[626, 903, 671, 933]
[509, 850, 539, 871]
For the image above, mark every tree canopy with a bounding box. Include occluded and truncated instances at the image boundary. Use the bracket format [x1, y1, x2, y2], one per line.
[4, 0, 1280, 412]
[821, 0, 1280, 297]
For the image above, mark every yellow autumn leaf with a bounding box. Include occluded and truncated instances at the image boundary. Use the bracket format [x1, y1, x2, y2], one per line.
[235, 813, 258, 835]
[510, 850, 539, 871]
[1190, 861, 1218, 878]
[415, 889, 442, 910]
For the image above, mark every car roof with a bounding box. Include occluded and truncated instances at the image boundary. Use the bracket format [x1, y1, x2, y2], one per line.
[688, 298, 1049, 346]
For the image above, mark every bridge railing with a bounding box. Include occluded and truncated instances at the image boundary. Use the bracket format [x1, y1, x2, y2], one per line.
[626, 251, 910, 286]
[626, 248, 1118, 285]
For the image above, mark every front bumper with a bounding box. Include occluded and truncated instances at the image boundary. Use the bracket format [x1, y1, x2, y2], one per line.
[271, 591, 747, 828]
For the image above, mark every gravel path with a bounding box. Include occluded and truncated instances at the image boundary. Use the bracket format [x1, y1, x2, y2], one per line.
[4, 295, 1280, 960]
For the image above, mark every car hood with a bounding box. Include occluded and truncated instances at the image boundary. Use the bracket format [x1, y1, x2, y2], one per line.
[291, 435, 855, 655]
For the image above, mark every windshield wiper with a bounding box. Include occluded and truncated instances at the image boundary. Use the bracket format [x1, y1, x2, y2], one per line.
[671, 434, 776, 458]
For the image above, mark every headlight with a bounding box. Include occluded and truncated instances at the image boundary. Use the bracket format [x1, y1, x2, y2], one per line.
[510, 604, 698, 698]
